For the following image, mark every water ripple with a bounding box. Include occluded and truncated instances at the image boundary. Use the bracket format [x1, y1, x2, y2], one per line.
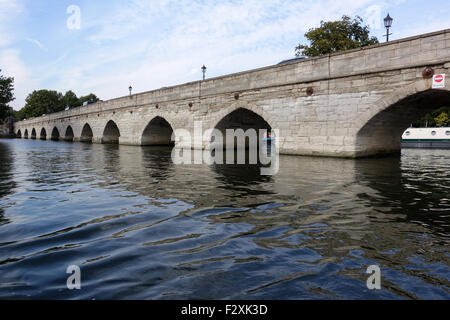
[0, 140, 448, 299]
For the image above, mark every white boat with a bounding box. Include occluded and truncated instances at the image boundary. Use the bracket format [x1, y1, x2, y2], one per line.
[402, 127, 450, 149]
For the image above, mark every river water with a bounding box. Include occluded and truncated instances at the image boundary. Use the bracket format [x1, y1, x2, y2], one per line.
[0, 139, 448, 300]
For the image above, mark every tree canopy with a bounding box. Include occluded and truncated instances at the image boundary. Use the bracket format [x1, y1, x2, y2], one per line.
[0, 69, 15, 121]
[78, 93, 100, 106]
[14, 90, 100, 121]
[61, 90, 79, 110]
[434, 112, 449, 127]
[413, 106, 450, 128]
[20, 90, 64, 119]
[295, 15, 379, 57]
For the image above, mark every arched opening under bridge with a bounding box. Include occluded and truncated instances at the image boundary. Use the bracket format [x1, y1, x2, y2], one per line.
[141, 117, 174, 146]
[102, 120, 120, 144]
[80, 124, 93, 143]
[356, 89, 450, 157]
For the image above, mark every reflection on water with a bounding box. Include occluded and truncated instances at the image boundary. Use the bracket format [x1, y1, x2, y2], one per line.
[0, 143, 15, 226]
[0, 139, 448, 299]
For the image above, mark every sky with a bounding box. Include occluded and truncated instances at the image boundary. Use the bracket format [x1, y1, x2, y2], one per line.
[1, 0, 450, 110]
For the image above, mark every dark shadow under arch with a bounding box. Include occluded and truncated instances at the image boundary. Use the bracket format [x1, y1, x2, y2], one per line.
[80, 123, 93, 143]
[31, 128, 36, 140]
[51, 127, 60, 141]
[214, 107, 272, 150]
[40, 128, 47, 140]
[141, 117, 174, 146]
[356, 89, 450, 157]
[102, 120, 120, 144]
[24, 129, 29, 139]
[16, 130, 22, 138]
[65, 126, 74, 142]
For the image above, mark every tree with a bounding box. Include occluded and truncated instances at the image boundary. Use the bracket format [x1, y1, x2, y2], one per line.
[78, 93, 99, 106]
[14, 89, 101, 120]
[21, 90, 64, 118]
[62, 90, 79, 109]
[12, 108, 24, 122]
[434, 112, 449, 127]
[0, 69, 15, 121]
[295, 15, 379, 57]
[413, 106, 450, 127]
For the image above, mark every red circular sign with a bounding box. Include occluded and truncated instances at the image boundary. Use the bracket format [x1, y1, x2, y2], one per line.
[434, 75, 444, 83]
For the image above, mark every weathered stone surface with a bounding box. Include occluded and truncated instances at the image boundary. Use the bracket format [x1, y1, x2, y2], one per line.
[0, 118, 14, 138]
[13, 29, 450, 158]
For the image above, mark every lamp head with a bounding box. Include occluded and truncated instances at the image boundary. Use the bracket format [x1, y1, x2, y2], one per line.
[384, 14, 393, 28]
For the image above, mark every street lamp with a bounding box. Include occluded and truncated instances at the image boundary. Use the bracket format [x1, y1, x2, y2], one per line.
[201, 65, 207, 80]
[129, 85, 132, 97]
[384, 14, 393, 42]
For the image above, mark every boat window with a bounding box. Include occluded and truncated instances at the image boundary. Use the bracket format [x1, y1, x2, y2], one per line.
[431, 131, 437, 136]
[446, 131, 450, 136]
[405, 131, 410, 136]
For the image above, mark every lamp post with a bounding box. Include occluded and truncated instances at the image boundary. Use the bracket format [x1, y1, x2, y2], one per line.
[129, 86, 132, 97]
[201, 65, 207, 80]
[384, 14, 393, 42]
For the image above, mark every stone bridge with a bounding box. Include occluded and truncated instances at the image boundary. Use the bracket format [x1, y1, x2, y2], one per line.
[14, 29, 450, 158]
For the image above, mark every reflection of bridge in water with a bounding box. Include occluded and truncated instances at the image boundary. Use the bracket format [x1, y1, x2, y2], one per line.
[1, 140, 449, 298]
[18, 142, 445, 243]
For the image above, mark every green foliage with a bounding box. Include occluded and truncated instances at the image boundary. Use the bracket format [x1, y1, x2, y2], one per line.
[434, 112, 449, 127]
[15, 90, 100, 121]
[12, 109, 23, 122]
[0, 69, 15, 121]
[295, 15, 379, 57]
[2, 69, 100, 121]
[78, 93, 99, 106]
[413, 106, 450, 127]
[62, 90, 80, 109]
[20, 90, 64, 119]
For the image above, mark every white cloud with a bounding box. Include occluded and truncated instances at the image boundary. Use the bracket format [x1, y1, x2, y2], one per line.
[76, 0, 382, 101]
[77, 1, 380, 83]
[0, 49, 35, 110]
[0, 0, 23, 47]
[392, 19, 450, 41]
[0, 0, 30, 109]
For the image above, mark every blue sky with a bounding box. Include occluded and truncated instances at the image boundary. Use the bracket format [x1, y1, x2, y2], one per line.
[1, 0, 450, 110]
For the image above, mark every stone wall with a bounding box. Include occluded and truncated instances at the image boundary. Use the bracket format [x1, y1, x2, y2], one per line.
[14, 29, 450, 157]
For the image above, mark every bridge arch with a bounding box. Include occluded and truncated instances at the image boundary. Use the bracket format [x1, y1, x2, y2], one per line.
[141, 116, 175, 146]
[40, 128, 47, 140]
[65, 126, 74, 142]
[80, 123, 93, 143]
[212, 106, 274, 131]
[16, 130, 22, 138]
[24, 129, 28, 139]
[102, 120, 120, 144]
[51, 127, 60, 141]
[212, 107, 272, 149]
[31, 128, 37, 140]
[356, 85, 450, 157]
